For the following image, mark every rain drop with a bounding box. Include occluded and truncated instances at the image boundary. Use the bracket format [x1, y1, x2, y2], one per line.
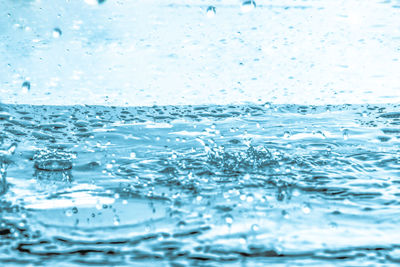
[52, 28, 62, 38]
[241, 0, 256, 12]
[206, 6, 216, 18]
[22, 81, 30, 93]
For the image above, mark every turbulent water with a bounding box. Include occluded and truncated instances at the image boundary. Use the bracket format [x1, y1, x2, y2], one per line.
[0, 103, 400, 266]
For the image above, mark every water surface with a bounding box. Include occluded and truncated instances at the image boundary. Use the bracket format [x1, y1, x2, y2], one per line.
[1, 103, 400, 266]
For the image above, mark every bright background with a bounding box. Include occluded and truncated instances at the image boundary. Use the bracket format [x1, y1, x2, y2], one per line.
[1, 0, 399, 106]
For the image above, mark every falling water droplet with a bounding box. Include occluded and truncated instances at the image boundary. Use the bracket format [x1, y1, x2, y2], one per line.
[22, 81, 30, 93]
[52, 28, 62, 38]
[241, 0, 256, 12]
[206, 6, 216, 18]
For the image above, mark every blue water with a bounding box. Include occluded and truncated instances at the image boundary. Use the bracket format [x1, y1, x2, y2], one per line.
[1, 103, 400, 266]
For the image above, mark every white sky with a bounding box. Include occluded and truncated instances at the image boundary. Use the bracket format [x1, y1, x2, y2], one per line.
[0, 0, 399, 106]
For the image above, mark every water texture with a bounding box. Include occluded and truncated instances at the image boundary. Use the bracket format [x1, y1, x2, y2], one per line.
[1, 103, 400, 266]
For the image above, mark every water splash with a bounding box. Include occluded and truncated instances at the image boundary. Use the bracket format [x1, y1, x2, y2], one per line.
[33, 149, 74, 171]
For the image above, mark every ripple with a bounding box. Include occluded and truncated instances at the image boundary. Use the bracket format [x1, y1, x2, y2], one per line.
[33, 149, 74, 171]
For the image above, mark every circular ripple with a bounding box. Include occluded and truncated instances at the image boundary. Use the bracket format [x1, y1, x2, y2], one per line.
[34, 149, 74, 171]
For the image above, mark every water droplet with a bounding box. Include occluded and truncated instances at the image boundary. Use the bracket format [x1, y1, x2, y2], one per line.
[113, 215, 120, 226]
[283, 131, 291, 138]
[21, 81, 30, 93]
[313, 130, 326, 139]
[52, 28, 62, 38]
[84, 0, 105, 5]
[206, 6, 216, 18]
[72, 207, 78, 214]
[292, 189, 300, 197]
[106, 163, 113, 169]
[65, 209, 73, 217]
[342, 129, 349, 140]
[251, 224, 259, 231]
[224, 215, 233, 224]
[302, 204, 311, 214]
[241, 0, 256, 12]
[246, 194, 254, 203]
[177, 221, 186, 228]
